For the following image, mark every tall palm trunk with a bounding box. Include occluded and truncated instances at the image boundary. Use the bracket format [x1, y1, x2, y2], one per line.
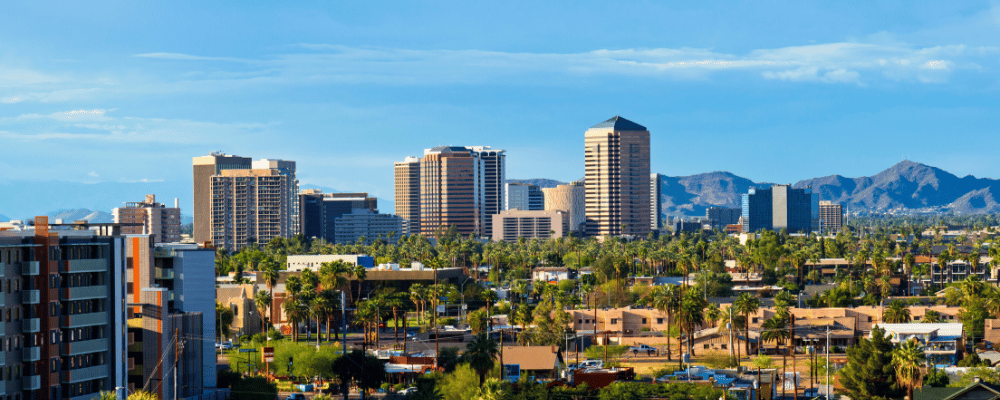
[327, 314, 333, 341]
[393, 307, 400, 346]
[666, 312, 672, 361]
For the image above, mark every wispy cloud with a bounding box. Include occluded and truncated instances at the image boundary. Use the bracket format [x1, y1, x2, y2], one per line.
[130, 42, 999, 86]
[0, 109, 273, 144]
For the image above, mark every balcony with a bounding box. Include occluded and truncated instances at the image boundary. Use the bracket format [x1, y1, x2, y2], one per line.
[21, 290, 40, 304]
[154, 268, 175, 280]
[62, 259, 106, 273]
[23, 318, 40, 333]
[23, 375, 40, 391]
[60, 285, 108, 301]
[22, 346, 40, 362]
[21, 261, 39, 276]
[62, 338, 109, 356]
[62, 364, 109, 384]
[62, 312, 108, 328]
[153, 247, 176, 258]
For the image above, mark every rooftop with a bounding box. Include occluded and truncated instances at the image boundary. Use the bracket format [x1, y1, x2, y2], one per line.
[589, 116, 647, 131]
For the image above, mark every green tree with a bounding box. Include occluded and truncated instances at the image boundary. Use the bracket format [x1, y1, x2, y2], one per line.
[230, 376, 279, 400]
[733, 293, 761, 357]
[838, 326, 903, 400]
[216, 301, 234, 339]
[332, 349, 386, 399]
[464, 333, 499, 385]
[923, 309, 942, 323]
[883, 300, 911, 323]
[893, 338, 926, 400]
[255, 290, 272, 334]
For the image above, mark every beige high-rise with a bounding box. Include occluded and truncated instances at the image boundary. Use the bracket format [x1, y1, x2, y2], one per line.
[192, 152, 251, 243]
[420, 146, 481, 237]
[394, 156, 421, 234]
[211, 168, 293, 251]
[113, 194, 183, 243]
[818, 201, 844, 234]
[584, 116, 651, 237]
[543, 182, 585, 232]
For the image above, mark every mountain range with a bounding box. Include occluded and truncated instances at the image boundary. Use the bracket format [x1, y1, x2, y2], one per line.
[516, 161, 1000, 216]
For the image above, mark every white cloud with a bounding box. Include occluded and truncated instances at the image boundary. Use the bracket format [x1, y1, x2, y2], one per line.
[129, 41, 999, 86]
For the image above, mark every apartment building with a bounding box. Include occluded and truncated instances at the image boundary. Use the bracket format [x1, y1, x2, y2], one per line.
[491, 210, 569, 242]
[191, 153, 252, 244]
[112, 194, 182, 243]
[469, 146, 506, 239]
[252, 159, 300, 236]
[584, 116, 651, 237]
[211, 168, 294, 251]
[543, 182, 585, 233]
[333, 209, 404, 245]
[124, 238, 217, 398]
[0, 217, 128, 400]
[299, 190, 378, 243]
[394, 157, 421, 235]
[818, 201, 843, 234]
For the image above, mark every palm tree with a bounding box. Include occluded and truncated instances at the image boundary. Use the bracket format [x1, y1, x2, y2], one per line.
[883, 300, 911, 323]
[410, 283, 426, 325]
[465, 333, 499, 385]
[676, 291, 706, 357]
[319, 289, 339, 340]
[283, 297, 307, 342]
[312, 292, 331, 346]
[893, 338, 927, 400]
[255, 290, 272, 334]
[922, 309, 942, 323]
[734, 293, 761, 357]
[760, 315, 790, 396]
[650, 285, 681, 362]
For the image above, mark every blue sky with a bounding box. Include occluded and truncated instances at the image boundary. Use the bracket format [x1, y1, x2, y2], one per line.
[2, 1, 1000, 214]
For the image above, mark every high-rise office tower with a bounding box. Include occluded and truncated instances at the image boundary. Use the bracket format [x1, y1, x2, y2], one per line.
[528, 185, 544, 211]
[505, 182, 534, 211]
[650, 173, 663, 232]
[192, 152, 251, 243]
[420, 146, 482, 237]
[211, 167, 295, 251]
[706, 206, 742, 228]
[113, 194, 183, 243]
[468, 146, 506, 238]
[584, 116, 651, 237]
[818, 201, 844, 234]
[0, 217, 129, 400]
[741, 185, 817, 233]
[299, 190, 378, 243]
[543, 182, 586, 232]
[417, 146, 504, 238]
[394, 157, 421, 234]
[334, 209, 405, 245]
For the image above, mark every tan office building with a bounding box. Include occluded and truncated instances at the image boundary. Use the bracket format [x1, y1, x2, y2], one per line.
[192, 152, 251, 243]
[394, 156, 421, 234]
[491, 209, 569, 242]
[420, 146, 481, 237]
[211, 168, 294, 251]
[113, 194, 183, 243]
[584, 116, 651, 237]
[818, 201, 844, 234]
[543, 182, 585, 232]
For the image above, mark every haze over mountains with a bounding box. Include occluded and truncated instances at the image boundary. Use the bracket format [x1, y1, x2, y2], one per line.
[513, 161, 1000, 217]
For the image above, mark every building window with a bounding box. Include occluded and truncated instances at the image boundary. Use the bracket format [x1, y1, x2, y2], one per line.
[641, 318, 647, 324]
[721, 344, 727, 350]
[752, 318, 758, 323]
[610, 319, 619, 325]
[704, 344, 710, 349]
[657, 318, 663, 324]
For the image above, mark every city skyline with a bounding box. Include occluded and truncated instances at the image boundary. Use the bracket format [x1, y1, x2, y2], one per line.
[3, 2, 1000, 217]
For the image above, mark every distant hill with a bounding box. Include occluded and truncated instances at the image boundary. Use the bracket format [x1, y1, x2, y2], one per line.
[0, 179, 189, 219]
[47, 209, 114, 223]
[793, 160, 1000, 213]
[525, 161, 1000, 217]
[506, 179, 569, 188]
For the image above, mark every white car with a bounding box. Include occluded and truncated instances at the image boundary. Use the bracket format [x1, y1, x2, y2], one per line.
[400, 387, 418, 396]
[629, 344, 658, 356]
[218, 341, 234, 350]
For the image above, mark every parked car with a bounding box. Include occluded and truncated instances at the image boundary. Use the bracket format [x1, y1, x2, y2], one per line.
[286, 394, 307, 400]
[400, 387, 418, 396]
[577, 359, 603, 369]
[218, 341, 234, 350]
[629, 344, 658, 356]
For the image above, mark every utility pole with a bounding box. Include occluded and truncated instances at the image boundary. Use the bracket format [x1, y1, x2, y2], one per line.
[174, 327, 180, 400]
[728, 306, 735, 362]
[826, 325, 831, 400]
[342, 290, 348, 400]
[791, 315, 797, 400]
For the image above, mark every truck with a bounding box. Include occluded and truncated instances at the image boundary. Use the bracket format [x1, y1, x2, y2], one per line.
[628, 344, 658, 356]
